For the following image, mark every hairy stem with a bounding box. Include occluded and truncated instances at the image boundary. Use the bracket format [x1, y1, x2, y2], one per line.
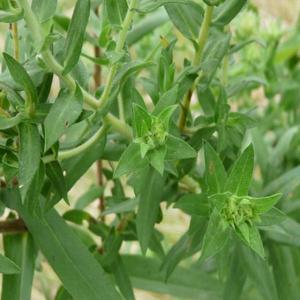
[178, 5, 214, 131]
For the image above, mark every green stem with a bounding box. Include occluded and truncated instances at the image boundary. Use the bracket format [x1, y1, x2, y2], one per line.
[193, 6, 214, 65]
[17, 0, 42, 50]
[98, 0, 138, 110]
[103, 114, 133, 140]
[43, 126, 108, 164]
[178, 5, 214, 131]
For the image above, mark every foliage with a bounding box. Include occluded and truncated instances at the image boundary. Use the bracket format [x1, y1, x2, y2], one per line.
[0, 0, 299, 299]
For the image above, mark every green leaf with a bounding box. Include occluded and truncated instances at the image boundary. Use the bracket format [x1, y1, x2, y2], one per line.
[63, 0, 90, 74]
[252, 194, 282, 214]
[264, 217, 300, 248]
[196, 86, 216, 116]
[236, 223, 265, 259]
[200, 209, 229, 261]
[225, 144, 254, 196]
[104, 0, 128, 26]
[101, 198, 139, 216]
[0, 81, 24, 108]
[24, 162, 45, 211]
[32, 0, 57, 23]
[47, 133, 106, 210]
[137, 167, 164, 254]
[0, 6, 23, 23]
[110, 256, 135, 300]
[127, 10, 169, 45]
[162, 216, 207, 279]
[204, 142, 227, 195]
[55, 286, 72, 300]
[269, 244, 300, 300]
[123, 254, 221, 299]
[63, 209, 93, 225]
[3, 53, 37, 111]
[153, 85, 178, 115]
[75, 185, 103, 209]
[258, 208, 287, 226]
[241, 246, 278, 300]
[2, 233, 37, 300]
[165, 135, 197, 160]
[223, 247, 246, 300]
[44, 87, 83, 151]
[0, 254, 20, 274]
[148, 146, 167, 175]
[164, 2, 204, 40]
[213, 0, 247, 26]
[46, 161, 68, 203]
[157, 105, 177, 130]
[174, 194, 209, 216]
[200, 32, 231, 88]
[18, 123, 41, 201]
[1, 189, 122, 300]
[0, 113, 24, 130]
[114, 143, 147, 178]
[262, 165, 300, 195]
[137, 0, 195, 13]
[132, 104, 152, 138]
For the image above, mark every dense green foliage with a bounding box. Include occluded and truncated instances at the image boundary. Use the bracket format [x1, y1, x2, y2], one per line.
[0, 0, 300, 299]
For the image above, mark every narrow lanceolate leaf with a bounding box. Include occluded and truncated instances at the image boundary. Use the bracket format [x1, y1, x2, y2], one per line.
[44, 87, 83, 151]
[269, 244, 300, 300]
[137, 0, 194, 13]
[153, 85, 178, 115]
[2, 233, 37, 300]
[236, 223, 265, 259]
[164, 2, 204, 40]
[47, 134, 106, 210]
[19, 123, 41, 201]
[225, 144, 254, 196]
[123, 254, 221, 299]
[3, 53, 37, 111]
[104, 0, 128, 26]
[223, 247, 246, 300]
[1, 189, 122, 300]
[110, 256, 135, 300]
[132, 104, 152, 138]
[200, 209, 229, 262]
[252, 193, 282, 214]
[114, 143, 147, 178]
[204, 142, 227, 195]
[137, 167, 164, 254]
[24, 162, 45, 211]
[213, 0, 247, 26]
[241, 246, 279, 300]
[165, 135, 197, 160]
[63, 0, 90, 74]
[148, 146, 167, 175]
[174, 194, 209, 216]
[0, 254, 20, 274]
[46, 161, 68, 203]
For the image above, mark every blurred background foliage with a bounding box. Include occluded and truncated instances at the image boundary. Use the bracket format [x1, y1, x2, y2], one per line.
[0, 0, 300, 299]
